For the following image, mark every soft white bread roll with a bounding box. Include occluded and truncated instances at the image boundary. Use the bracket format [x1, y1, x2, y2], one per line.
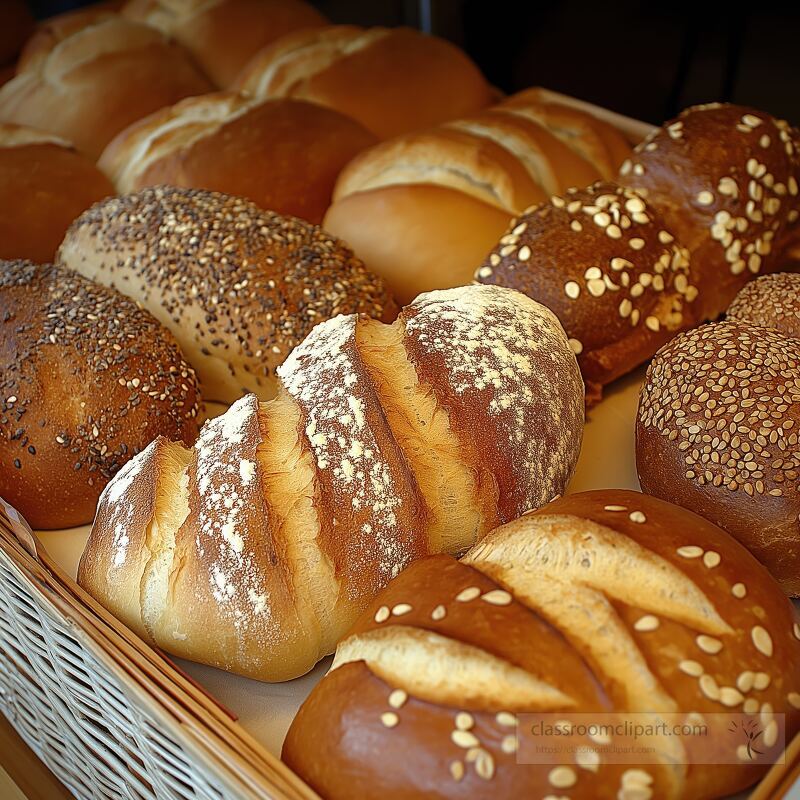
[232, 25, 494, 140]
[324, 93, 633, 304]
[122, 0, 327, 87]
[98, 92, 377, 224]
[284, 490, 800, 800]
[0, 124, 114, 263]
[0, 17, 213, 158]
[78, 284, 584, 680]
[0, 260, 201, 529]
[57, 187, 397, 404]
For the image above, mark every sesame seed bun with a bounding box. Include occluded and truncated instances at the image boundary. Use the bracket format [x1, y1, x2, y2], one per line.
[727, 271, 800, 339]
[0, 260, 202, 529]
[58, 186, 397, 404]
[284, 489, 800, 799]
[622, 103, 800, 320]
[637, 320, 800, 595]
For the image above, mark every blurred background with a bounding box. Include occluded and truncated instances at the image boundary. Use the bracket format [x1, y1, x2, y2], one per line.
[14, 0, 800, 125]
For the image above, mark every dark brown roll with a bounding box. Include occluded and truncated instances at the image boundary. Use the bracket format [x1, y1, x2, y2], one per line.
[637, 319, 800, 595]
[727, 271, 800, 339]
[622, 103, 800, 320]
[284, 489, 800, 800]
[476, 182, 699, 404]
[0, 260, 202, 529]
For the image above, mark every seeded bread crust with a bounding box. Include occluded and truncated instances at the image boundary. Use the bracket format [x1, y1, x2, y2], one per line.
[78, 284, 584, 680]
[284, 490, 800, 800]
[0, 260, 201, 529]
[58, 186, 397, 404]
[727, 271, 800, 339]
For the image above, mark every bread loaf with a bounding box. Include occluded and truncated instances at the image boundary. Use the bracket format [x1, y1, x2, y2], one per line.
[58, 186, 396, 404]
[284, 489, 800, 800]
[232, 25, 494, 140]
[323, 92, 633, 303]
[98, 92, 378, 225]
[0, 17, 213, 159]
[0, 124, 114, 263]
[0, 260, 201, 529]
[727, 271, 800, 339]
[477, 182, 698, 404]
[122, 0, 327, 87]
[78, 284, 584, 680]
[638, 282, 800, 595]
[622, 103, 800, 319]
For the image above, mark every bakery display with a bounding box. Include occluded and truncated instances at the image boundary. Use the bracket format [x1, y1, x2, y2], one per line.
[323, 92, 633, 303]
[623, 103, 800, 320]
[122, 0, 327, 87]
[78, 284, 584, 681]
[0, 124, 114, 263]
[284, 489, 800, 800]
[58, 186, 396, 404]
[477, 182, 698, 404]
[0, 17, 213, 159]
[232, 25, 495, 140]
[0, 260, 201, 530]
[727, 271, 800, 339]
[637, 316, 800, 596]
[98, 92, 378, 224]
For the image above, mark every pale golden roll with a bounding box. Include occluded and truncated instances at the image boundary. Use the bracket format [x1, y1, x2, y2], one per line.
[0, 17, 213, 159]
[98, 91, 378, 225]
[122, 0, 327, 87]
[233, 25, 494, 139]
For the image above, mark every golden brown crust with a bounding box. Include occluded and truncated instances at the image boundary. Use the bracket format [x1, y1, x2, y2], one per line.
[622, 103, 800, 320]
[0, 124, 114, 263]
[122, 0, 327, 87]
[476, 182, 699, 404]
[0, 17, 213, 159]
[285, 490, 800, 800]
[98, 92, 378, 225]
[58, 186, 397, 404]
[0, 261, 201, 529]
[233, 25, 494, 139]
[637, 319, 800, 595]
[727, 271, 800, 339]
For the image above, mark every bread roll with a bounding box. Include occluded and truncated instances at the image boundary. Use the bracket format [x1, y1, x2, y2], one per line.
[284, 489, 800, 800]
[233, 25, 494, 140]
[0, 17, 213, 159]
[122, 0, 326, 87]
[0, 124, 114, 263]
[637, 320, 800, 595]
[58, 187, 397, 404]
[727, 271, 800, 339]
[0, 260, 201, 529]
[98, 92, 377, 224]
[476, 182, 698, 404]
[78, 284, 584, 680]
[324, 94, 633, 304]
[622, 103, 800, 320]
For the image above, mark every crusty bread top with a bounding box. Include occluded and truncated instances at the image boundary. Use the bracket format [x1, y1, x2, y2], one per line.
[727, 271, 800, 339]
[0, 122, 72, 148]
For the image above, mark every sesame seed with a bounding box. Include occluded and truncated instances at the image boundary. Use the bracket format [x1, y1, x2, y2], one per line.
[518, 245, 531, 261]
[389, 690, 407, 709]
[381, 712, 399, 728]
[732, 583, 747, 599]
[645, 316, 660, 332]
[496, 712, 516, 727]
[455, 712, 474, 730]
[679, 660, 704, 677]
[431, 604, 446, 621]
[753, 672, 770, 691]
[634, 615, 659, 632]
[629, 238, 645, 251]
[481, 589, 513, 606]
[697, 635, 723, 654]
[629, 511, 646, 523]
[451, 730, 480, 748]
[720, 687, 744, 707]
[696, 191, 714, 206]
[702, 551, 721, 568]
[564, 281, 580, 299]
[788, 693, 800, 709]
[455, 587, 481, 602]
[604, 504, 627, 512]
[548, 766, 577, 789]
[449, 761, 464, 781]
[568, 338, 583, 355]
[677, 545, 704, 558]
[752, 626, 773, 657]
[392, 603, 412, 616]
[374, 605, 390, 623]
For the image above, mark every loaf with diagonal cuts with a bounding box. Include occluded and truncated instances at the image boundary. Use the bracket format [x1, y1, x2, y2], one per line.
[283, 489, 800, 800]
[77, 284, 584, 681]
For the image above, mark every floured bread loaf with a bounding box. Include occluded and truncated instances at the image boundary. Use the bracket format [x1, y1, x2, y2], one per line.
[78, 284, 584, 680]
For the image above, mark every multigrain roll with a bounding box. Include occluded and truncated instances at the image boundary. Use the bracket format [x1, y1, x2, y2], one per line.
[284, 489, 800, 800]
[233, 25, 494, 140]
[727, 271, 800, 339]
[324, 93, 632, 303]
[622, 103, 800, 319]
[78, 284, 583, 680]
[0, 17, 213, 159]
[476, 182, 698, 404]
[637, 320, 800, 595]
[0, 260, 201, 529]
[0, 124, 114, 263]
[99, 92, 378, 224]
[122, 0, 326, 87]
[58, 187, 397, 404]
